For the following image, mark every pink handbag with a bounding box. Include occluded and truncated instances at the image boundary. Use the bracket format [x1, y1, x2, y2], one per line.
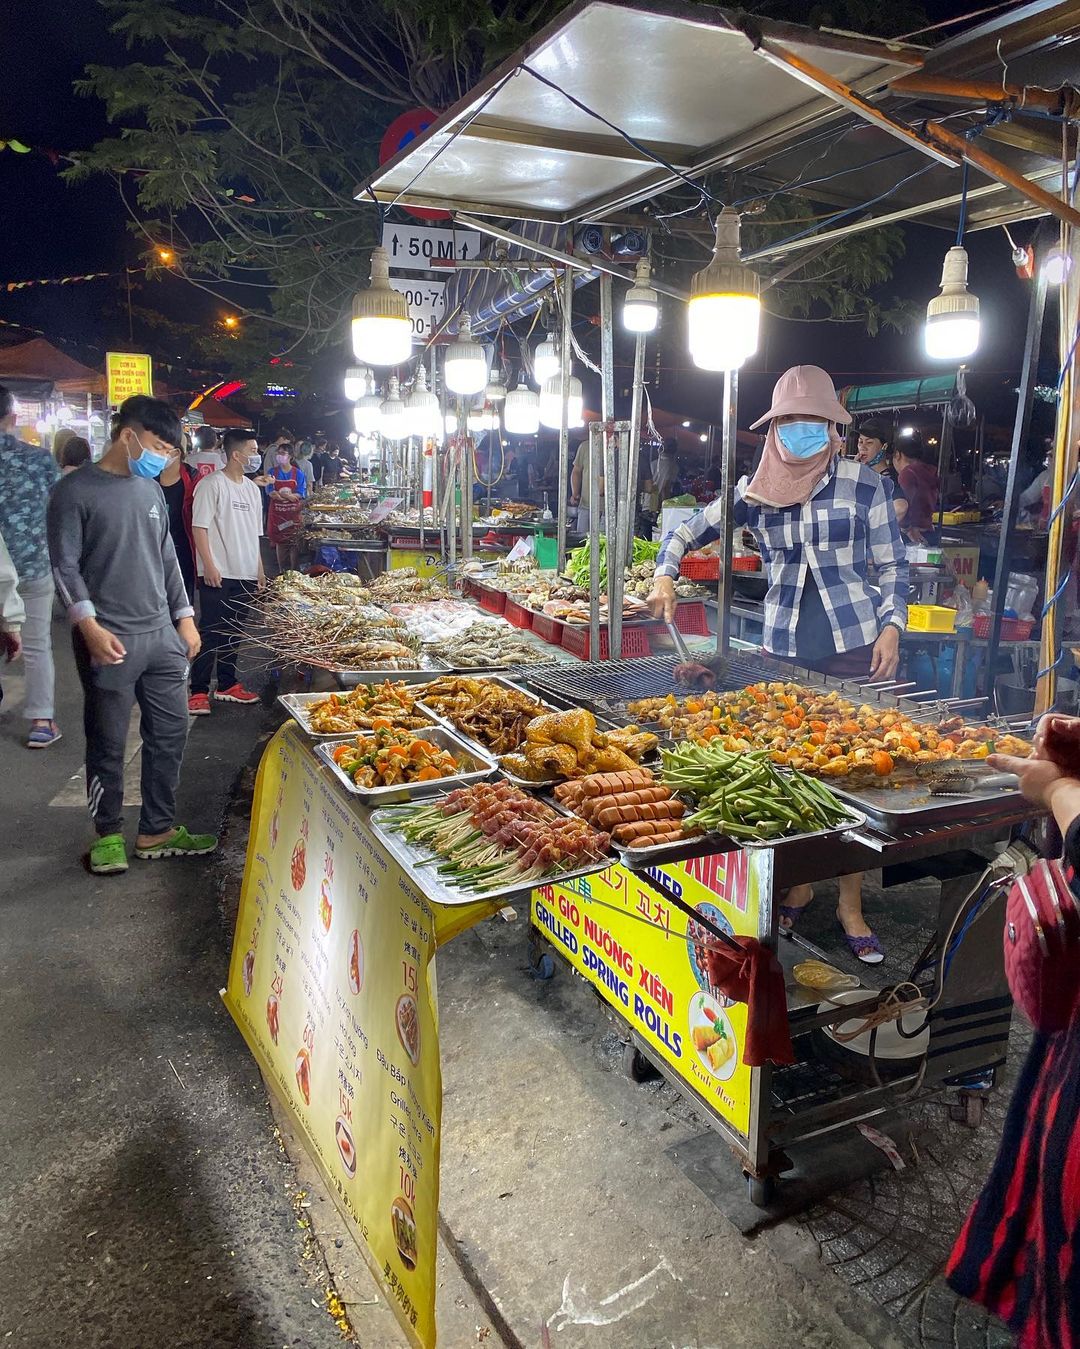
[1004, 858, 1080, 1033]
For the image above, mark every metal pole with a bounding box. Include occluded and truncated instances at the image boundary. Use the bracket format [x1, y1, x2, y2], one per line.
[599, 273, 620, 661]
[717, 368, 739, 656]
[556, 265, 574, 570]
[625, 331, 647, 562]
[987, 259, 1048, 698]
[461, 409, 473, 562]
[934, 408, 950, 532]
[588, 422, 602, 663]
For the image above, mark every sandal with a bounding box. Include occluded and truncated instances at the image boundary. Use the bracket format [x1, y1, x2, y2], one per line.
[778, 902, 812, 935]
[842, 930, 885, 965]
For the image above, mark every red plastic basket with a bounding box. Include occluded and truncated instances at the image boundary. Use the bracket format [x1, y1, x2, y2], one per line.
[530, 611, 565, 644]
[732, 555, 762, 572]
[560, 623, 652, 662]
[972, 615, 1034, 641]
[503, 596, 533, 629]
[476, 586, 506, 616]
[673, 600, 710, 636]
[680, 555, 720, 581]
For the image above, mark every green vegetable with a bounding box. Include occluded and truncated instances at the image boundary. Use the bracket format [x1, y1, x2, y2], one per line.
[567, 536, 659, 590]
[660, 741, 850, 843]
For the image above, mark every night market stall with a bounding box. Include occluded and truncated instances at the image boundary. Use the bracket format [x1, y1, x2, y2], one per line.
[225, 3, 1080, 1343]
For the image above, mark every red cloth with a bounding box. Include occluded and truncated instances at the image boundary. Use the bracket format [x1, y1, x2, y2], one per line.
[699, 934, 794, 1067]
[897, 459, 939, 532]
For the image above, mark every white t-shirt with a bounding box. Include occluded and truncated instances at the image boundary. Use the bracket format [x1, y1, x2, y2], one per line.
[186, 449, 225, 482]
[191, 472, 264, 580]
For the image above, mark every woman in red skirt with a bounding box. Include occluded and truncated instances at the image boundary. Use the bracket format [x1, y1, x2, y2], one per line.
[947, 722, 1080, 1347]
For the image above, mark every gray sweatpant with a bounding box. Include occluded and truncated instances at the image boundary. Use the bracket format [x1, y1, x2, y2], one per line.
[73, 625, 191, 837]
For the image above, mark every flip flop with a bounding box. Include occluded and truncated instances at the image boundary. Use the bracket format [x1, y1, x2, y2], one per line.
[843, 931, 885, 965]
[778, 903, 810, 935]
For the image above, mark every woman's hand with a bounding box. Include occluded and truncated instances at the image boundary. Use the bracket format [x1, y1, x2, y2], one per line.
[868, 624, 900, 681]
[646, 575, 677, 623]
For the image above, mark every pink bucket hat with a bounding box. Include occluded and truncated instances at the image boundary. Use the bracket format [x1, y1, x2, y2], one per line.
[749, 365, 851, 430]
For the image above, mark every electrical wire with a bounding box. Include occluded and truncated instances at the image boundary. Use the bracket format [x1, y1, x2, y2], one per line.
[955, 159, 970, 244]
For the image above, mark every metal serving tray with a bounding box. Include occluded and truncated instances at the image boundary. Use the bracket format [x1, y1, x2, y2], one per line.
[612, 806, 866, 867]
[277, 690, 438, 740]
[369, 806, 611, 905]
[831, 780, 1024, 831]
[314, 726, 495, 803]
[334, 654, 449, 687]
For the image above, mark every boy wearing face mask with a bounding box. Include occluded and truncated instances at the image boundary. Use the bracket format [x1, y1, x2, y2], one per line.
[188, 429, 265, 714]
[47, 395, 216, 875]
[649, 367, 909, 963]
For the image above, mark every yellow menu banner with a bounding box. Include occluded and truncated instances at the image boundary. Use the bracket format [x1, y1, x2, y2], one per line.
[105, 351, 153, 403]
[225, 725, 490, 1348]
[535, 850, 760, 1138]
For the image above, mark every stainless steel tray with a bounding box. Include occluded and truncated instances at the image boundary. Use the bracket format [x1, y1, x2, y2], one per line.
[417, 675, 560, 760]
[369, 806, 612, 904]
[334, 655, 449, 687]
[313, 726, 495, 803]
[831, 780, 1024, 831]
[610, 805, 866, 866]
[277, 690, 438, 740]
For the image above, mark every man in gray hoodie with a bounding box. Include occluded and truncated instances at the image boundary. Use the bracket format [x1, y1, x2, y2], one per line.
[48, 395, 217, 875]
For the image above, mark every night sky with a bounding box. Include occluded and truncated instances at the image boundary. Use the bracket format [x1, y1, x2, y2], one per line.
[0, 0, 1058, 438]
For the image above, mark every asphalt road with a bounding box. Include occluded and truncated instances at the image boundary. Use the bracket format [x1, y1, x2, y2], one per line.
[0, 636, 344, 1349]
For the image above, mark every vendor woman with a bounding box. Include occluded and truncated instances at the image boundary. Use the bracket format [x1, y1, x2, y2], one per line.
[855, 417, 908, 528]
[647, 365, 909, 962]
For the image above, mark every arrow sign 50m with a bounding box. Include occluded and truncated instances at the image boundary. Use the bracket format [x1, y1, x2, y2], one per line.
[381, 223, 482, 271]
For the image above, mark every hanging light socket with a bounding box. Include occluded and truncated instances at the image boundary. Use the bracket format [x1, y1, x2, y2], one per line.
[539, 374, 584, 430]
[343, 364, 368, 401]
[688, 208, 761, 371]
[484, 364, 508, 402]
[352, 370, 382, 436]
[503, 378, 541, 436]
[924, 245, 980, 360]
[351, 246, 412, 366]
[378, 375, 408, 441]
[405, 365, 441, 439]
[533, 338, 561, 386]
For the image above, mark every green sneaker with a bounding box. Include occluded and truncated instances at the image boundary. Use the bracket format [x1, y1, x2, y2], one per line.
[134, 825, 218, 861]
[90, 833, 129, 875]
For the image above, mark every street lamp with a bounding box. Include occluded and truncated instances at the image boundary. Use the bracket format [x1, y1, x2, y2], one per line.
[351, 245, 412, 366]
[924, 245, 980, 360]
[503, 378, 541, 436]
[378, 375, 408, 441]
[622, 258, 659, 333]
[539, 374, 584, 429]
[688, 208, 760, 371]
[533, 338, 560, 386]
[444, 313, 488, 396]
[343, 365, 368, 401]
[406, 366, 441, 439]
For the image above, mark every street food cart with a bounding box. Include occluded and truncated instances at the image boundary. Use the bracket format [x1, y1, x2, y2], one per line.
[226, 2, 1080, 1342]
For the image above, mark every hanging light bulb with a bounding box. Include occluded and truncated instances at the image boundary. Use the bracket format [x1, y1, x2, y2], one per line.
[533, 338, 560, 386]
[444, 313, 488, 395]
[343, 364, 368, 401]
[379, 375, 408, 441]
[405, 366, 441, 439]
[444, 410, 459, 437]
[352, 370, 382, 436]
[924, 245, 980, 360]
[539, 374, 584, 430]
[351, 246, 412, 365]
[1043, 245, 1072, 287]
[688, 209, 760, 371]
[503, 377, 541, 436]
[484, 364, 507, 402]
[467, 402, 499, 435]
[623, 258, 659, 333]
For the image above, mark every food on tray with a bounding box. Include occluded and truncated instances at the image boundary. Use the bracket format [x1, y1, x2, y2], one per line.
[388, 599, 486, 643]
[368, 568, 451, 604]
[629, 681, 1032, 779]
[304, 680, 429, 733]
[330, 725, 462, 788]
[419, 676, 547, 754]
[662, 741, 853, 842]
[554, 768, 700, 848]
[428, 623, 550, 668]
[381, 781, 610, 894]
[500, 710, 659, 784]
[391, 1196, 418, 1270]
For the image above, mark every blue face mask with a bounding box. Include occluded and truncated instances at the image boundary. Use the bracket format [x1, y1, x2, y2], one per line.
[864, 448, 887, 469]
[129, 433, 171, 479]
[777, 421, 831, 459]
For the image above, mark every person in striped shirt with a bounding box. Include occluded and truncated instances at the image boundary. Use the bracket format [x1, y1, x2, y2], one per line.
[647, 366, 909, 962]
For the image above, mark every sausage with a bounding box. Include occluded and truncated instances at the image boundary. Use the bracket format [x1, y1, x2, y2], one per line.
[625, 827, 687, 848]
[597, 800, 684, 829]
[589, 786, 671, 815]
[613, 820, 685, 843]
[582, 769, 655, 797]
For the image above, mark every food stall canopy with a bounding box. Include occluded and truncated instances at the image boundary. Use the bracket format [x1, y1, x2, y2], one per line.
[0, 338, 105, 396]
[358, 0, 1078, 246]
[841, 375, 958, 412]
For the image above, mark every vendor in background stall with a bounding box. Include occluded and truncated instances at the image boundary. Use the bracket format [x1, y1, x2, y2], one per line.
[855, 417, 908, 529]
[265, 445, 307, 573]
[570, 436, 603, 533]
[648, 365, 909, 963]
[892, 436, 940, 544]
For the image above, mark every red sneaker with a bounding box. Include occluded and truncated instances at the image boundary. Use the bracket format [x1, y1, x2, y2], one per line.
[188, 693, 212, 716]
[216, 683, 260, 705]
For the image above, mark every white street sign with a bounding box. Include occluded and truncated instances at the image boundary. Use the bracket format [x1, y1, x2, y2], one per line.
[382, 222, 482, 270]
[388, 277, 447, 341]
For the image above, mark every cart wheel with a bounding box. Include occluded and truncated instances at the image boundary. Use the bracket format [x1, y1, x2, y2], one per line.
[747, 1174, 774, 1208]
[954, 1091, 986, 1129]
[622, 1043, 660, 1083]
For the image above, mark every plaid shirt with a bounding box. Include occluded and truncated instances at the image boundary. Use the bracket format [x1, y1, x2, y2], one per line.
[656, 458, 909, 658]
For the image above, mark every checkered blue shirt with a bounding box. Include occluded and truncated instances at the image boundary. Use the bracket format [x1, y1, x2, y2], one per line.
[656, 458, 909, 658]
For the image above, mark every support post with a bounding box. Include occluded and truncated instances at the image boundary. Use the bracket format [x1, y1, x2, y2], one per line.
[588, 422, 602, 663]
[987, 251, 1048, 697]
[716, 368, 738, 656]
[556, 265, 574, 570]
[599, 273, 620, 660]
[624, 331, 647, 563]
